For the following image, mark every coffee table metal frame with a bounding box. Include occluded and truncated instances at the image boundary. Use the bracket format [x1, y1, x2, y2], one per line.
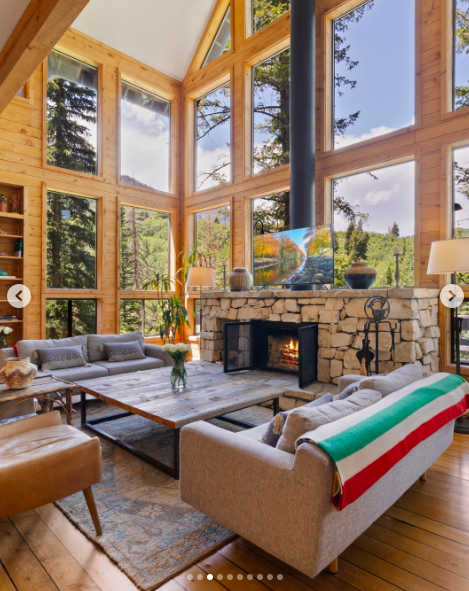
[80, 392, 279, 480]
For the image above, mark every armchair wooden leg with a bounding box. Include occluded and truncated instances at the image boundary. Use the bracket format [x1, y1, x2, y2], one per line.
[420, 471, 427, 481]
[328, 558, 339, 574]
[83, 486, 102, 536]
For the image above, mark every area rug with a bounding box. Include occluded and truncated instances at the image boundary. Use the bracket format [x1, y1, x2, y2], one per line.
[56, 400, 271, 591]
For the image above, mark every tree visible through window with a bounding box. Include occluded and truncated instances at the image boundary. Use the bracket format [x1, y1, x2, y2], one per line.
[121, 81, 171, 192]
[120, 299, 165, 336]
[46, 191, 97, 289]
[252, 192, 290, 235]
[203, 6, 231, 67]
[253, 0, 290, 33]
[333, 0, 415, 148]
[333, 162, 415, 288]
[195, 82, 231, 191]
[120, 205, 170, 290]
[253, 48, 290, 173]
[47, 50, 98, 174]
[46, 299, 97, 339]
[195, 206, 231, 287]
[453, 145, 469, 283]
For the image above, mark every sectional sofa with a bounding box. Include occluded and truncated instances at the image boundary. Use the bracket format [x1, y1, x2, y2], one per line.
[0, 332, 171, 419]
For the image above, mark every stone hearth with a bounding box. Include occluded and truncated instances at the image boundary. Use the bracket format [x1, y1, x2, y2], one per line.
[199, 288, 440, 384]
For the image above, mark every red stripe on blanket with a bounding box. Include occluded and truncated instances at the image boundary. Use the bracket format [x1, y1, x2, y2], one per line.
[333, 398, 467, 510]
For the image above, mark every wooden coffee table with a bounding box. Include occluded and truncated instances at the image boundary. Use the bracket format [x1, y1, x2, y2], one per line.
[76, 361, 302, 479]
[0, 375, 75, 425]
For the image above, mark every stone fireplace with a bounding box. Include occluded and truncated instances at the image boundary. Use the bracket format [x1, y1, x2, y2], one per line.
[224, 320, 318, 388]
[200, 288, 441, 385]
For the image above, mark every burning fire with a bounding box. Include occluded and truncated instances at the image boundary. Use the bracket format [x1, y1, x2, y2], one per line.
[280, 338, 299, 366]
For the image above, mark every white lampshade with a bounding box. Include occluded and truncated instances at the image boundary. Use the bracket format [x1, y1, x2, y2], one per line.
[186, 266, 216, 288]
[427, 238, 469, 274]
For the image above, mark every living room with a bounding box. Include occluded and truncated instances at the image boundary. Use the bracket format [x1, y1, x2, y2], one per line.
[0, 0, 468, 590]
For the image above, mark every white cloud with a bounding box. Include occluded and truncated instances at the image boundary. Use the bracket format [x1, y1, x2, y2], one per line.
[365, 183, 400, 206]
[196, 145, 230, 191]
[336, 125, 397, 148]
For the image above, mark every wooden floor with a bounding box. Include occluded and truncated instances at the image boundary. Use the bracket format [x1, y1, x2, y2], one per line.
[2, 434, 469, 591]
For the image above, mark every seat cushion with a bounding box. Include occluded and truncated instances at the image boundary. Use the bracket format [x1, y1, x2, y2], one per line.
[51, 364, 109, 382]
[87, 332, 144, 362]
[0, 421, 101, 516]
[93, 356, 164, 376]
[17, 336, 89, 367]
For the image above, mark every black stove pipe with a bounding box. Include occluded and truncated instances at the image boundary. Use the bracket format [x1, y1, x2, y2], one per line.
[290, 0, 316, 291]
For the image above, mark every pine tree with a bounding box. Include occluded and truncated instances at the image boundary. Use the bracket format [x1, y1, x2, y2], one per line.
[390, 222, 400, 237]
[347, 220, 369, 262]
[385, 263, 394, 286]
[47, 77, 97, 174]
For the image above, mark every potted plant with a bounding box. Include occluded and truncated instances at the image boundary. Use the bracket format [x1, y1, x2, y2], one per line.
[0, 326, 13, 349]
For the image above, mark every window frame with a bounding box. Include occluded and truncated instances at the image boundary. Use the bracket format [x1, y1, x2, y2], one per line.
[325, 0, 419, 153]
[246, 0, 291, 38]
[43, 186, 102, 293]
[44, 47, 104, 179]
[193, 78, 232, 194]
[202, 4, 232, 68]
[118, 71, 177, 196]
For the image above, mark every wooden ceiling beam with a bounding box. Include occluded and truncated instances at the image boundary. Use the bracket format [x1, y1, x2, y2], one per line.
[0, 0, 90, 115]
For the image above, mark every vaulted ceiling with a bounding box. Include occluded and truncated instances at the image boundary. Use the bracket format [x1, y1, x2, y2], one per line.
[72, 0, 219, 81]
[0, 0, 30, 54]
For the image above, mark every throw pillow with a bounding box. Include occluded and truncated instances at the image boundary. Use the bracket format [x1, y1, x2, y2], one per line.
[259, 393, 333, 447]
[37, 345, 86, 371]
[359, 364, 423, 397]
[276, 389, 382, 454]
[104, 341, 146, 362]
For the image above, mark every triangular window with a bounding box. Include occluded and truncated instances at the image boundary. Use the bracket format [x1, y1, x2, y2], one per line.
[203, 6, 231, 67]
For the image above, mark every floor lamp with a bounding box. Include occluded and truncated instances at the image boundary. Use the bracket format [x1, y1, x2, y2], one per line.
[428, 238, 469, 433]
[186, 266, 216, 333]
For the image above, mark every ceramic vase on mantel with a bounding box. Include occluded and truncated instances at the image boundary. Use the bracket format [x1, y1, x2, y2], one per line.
[0, 357, 37, 389]
[344, 261, 377, 290]
[229, 267, 253, 292]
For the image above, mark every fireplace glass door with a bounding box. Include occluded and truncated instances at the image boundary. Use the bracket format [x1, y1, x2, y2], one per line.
[224, 321, 255, 372]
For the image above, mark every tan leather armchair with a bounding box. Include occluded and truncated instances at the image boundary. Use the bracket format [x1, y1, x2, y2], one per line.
[0, 411, 102, 535]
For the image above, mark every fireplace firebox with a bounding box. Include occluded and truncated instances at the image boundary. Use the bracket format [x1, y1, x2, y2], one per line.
[223, 321, 318, 388]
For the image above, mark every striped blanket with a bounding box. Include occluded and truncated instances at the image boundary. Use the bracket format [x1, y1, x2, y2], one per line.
[297, 373, 469, 511]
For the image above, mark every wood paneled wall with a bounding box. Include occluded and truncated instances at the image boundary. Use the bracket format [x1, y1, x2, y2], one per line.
[0, 28, 183, 340]
[182, 0, 468, 372]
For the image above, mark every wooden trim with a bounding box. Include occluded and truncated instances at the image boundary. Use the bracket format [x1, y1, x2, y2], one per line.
[0, 0, 90, 115]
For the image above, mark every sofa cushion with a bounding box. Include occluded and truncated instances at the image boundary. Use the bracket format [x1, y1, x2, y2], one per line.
[259, 393, 333, 448]
[359, 364, 423, 397]
[93, 356, 164, 376]
[238, 424, 268, 441]
[87, 332, 144, 362]
[17, 336, 88, 368]
[276, 389, 382, 454]
[104, 341, 146, 362]
[50, 364, 109, 382]
[333, 382, 359, 401]
[37, 345, 86, 371]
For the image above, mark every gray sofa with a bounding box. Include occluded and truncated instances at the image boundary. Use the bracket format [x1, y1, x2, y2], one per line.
[0, 332, 172, 418]
[180, 375, 454, 579]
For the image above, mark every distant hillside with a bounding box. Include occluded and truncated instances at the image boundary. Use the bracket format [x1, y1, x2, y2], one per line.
[120, 175, 154, 190]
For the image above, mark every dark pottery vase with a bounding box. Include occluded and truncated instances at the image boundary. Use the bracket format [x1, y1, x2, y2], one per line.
[344, 261, 377, 290]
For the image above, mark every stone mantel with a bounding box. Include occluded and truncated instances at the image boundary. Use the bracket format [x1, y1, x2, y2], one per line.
[199, 288, 441, 384]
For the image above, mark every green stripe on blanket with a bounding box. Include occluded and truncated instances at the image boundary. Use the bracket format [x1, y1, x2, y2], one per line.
[318, 374, 465, 463]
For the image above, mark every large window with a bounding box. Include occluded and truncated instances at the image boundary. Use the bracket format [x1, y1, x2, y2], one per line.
[253, 48, 290, 173]
[203, 6, 231, 67]
[253, 0, 290, 33]
[454, 0, 469, 110]
[195, 82, 231, 191]
[453, 145, 469, 283]
[120, 205, 170, 291]
[333, 0, 415, 148]
[46, 299, 97, 339]
[47, 50, 98, 175]
[333, 161, 415, 287]
[46, 191, 97, 289]
[252, 191, 290, 235]
[121, 82, 171, 192]
[120, 299, 165, 336]
[195, 205, 231, 287]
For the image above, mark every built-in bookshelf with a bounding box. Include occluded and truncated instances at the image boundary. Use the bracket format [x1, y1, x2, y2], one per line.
[0, 182, 26, 346]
